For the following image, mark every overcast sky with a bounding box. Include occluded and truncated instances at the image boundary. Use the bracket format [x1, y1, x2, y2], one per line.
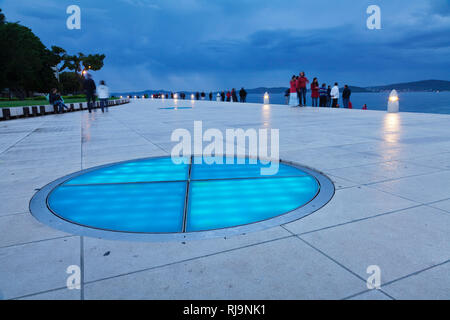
[2, 0, 450, 92]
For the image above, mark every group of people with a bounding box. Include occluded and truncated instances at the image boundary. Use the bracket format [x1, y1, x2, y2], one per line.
[287, 72, 353, 109]
[48, 74, 110, 114]
[168, 88, 248, 103]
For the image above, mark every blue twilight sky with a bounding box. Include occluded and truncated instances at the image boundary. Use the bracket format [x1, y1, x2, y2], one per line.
[1, 0, 450, 92]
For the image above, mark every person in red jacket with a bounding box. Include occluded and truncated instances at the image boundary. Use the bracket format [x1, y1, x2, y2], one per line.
[310, 78, 320, 107]
[296, 72, 309, 106]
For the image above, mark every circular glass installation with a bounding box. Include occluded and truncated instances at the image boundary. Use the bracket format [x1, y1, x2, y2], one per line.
[30, 156, 334, 241]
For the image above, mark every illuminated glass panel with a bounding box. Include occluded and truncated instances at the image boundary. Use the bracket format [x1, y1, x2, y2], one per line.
[186, 176, 319, 232]
[48, 182, 186, 233]
[65, 157, 189, 185]
[191, 156, 309, 180]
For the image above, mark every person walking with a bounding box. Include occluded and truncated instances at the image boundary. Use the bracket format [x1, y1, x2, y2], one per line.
[342, 85, 351, 109]
[311, 78, 320, 107]
[226, 91, 231, 102]
[297, 72, 309, 106]
[319, 84, 327, 108]
[83, 74, 97, 113]
[331, 83, 340, 108]
[195, 92, 200, 100]
[209, 92, 213, 101]
[48, 88, 69, 113]
[97, 80, 109, 113]
[289, 75, 299, 107]
[239, 87, 247, 103]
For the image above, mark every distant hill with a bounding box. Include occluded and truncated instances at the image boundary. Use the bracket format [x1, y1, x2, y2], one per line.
[366, 80, 450, 92]
[246, 87, 288, 94]
[113, 80, 450, 96]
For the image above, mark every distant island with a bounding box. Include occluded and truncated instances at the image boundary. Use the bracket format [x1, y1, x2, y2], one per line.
[113, 79, 450, 96]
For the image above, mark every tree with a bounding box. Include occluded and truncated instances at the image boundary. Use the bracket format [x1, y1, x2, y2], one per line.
[59, 52, 105, 75]
[0, 8, 5, 25]
[59, 72, 82, 95]
[0, 8, 106, 98]
[0, 20, 58, 98]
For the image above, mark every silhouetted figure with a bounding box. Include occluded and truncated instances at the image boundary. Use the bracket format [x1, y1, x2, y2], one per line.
[319, 84, 327, 108]
[239, 88, 247, 103]
[226, 91, 231, 102]
[83, 74, 97, 113]
[221, 91, 225, 101]
[342, 85, 351, 108]
[209, 92, 213, 101]
[231, 88, 238, 102]
[196, 92, 200, 100]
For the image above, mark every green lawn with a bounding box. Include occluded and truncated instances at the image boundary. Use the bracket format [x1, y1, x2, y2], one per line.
[0, 97, 121, 108]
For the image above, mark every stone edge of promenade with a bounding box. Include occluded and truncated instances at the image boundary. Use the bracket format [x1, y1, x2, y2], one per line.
[0, 99, 131, 121]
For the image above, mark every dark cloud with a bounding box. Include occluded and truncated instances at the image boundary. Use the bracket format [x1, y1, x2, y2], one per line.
[1, 0, 449, 91]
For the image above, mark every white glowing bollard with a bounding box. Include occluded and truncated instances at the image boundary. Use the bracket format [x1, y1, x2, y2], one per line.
[263, 92, 270, 104]
[216, 93, 221, 102]
[191, 94, 195, 101]
[174, 93, 178, 100]
[161, 94, 165, 99]
[388, 90, 399, 113]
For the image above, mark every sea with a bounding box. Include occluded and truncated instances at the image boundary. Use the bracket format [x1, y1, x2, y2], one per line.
[245, 92, 450, 115]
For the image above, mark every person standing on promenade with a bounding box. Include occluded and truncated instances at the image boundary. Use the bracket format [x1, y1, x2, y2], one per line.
[319, 84, 327, 108]
[311, 78, 320, 107]
[221, 91, 225, 101]
[331, 83, 340, 108]
[226, 91, 231, 102]
[342, 85, 351, 108]
[289, 75, 299, 107]
[97, 80, 109, 113]
[285, 88, 290, 105]
[297, 72, 309, 106]
[231, 88, 238, 102]
[196, 92, 200, 100]
[209, 92, 213, 101]
[239, 88, 247, 103]
[327, 85, 332, 107]
[83, 74, 97, 113]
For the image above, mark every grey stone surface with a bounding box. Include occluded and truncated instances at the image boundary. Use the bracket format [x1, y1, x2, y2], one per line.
[0, 237, 80, 299]
[300, 206, 450, 285]
[84, 237, 365, 300]
[348, 290, 392, 300]
[1, 99, 450, 299]
[382, 262, 450, 300]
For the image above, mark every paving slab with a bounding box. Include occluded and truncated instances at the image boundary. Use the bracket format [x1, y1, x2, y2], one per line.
[83, 227, 291, 282]
[283, 185, 418, 235]
[0, 237, 80, 299]
[84, 237, 364, 300]
[299, 206, 450, 284]
[382, 262, 450, 300]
